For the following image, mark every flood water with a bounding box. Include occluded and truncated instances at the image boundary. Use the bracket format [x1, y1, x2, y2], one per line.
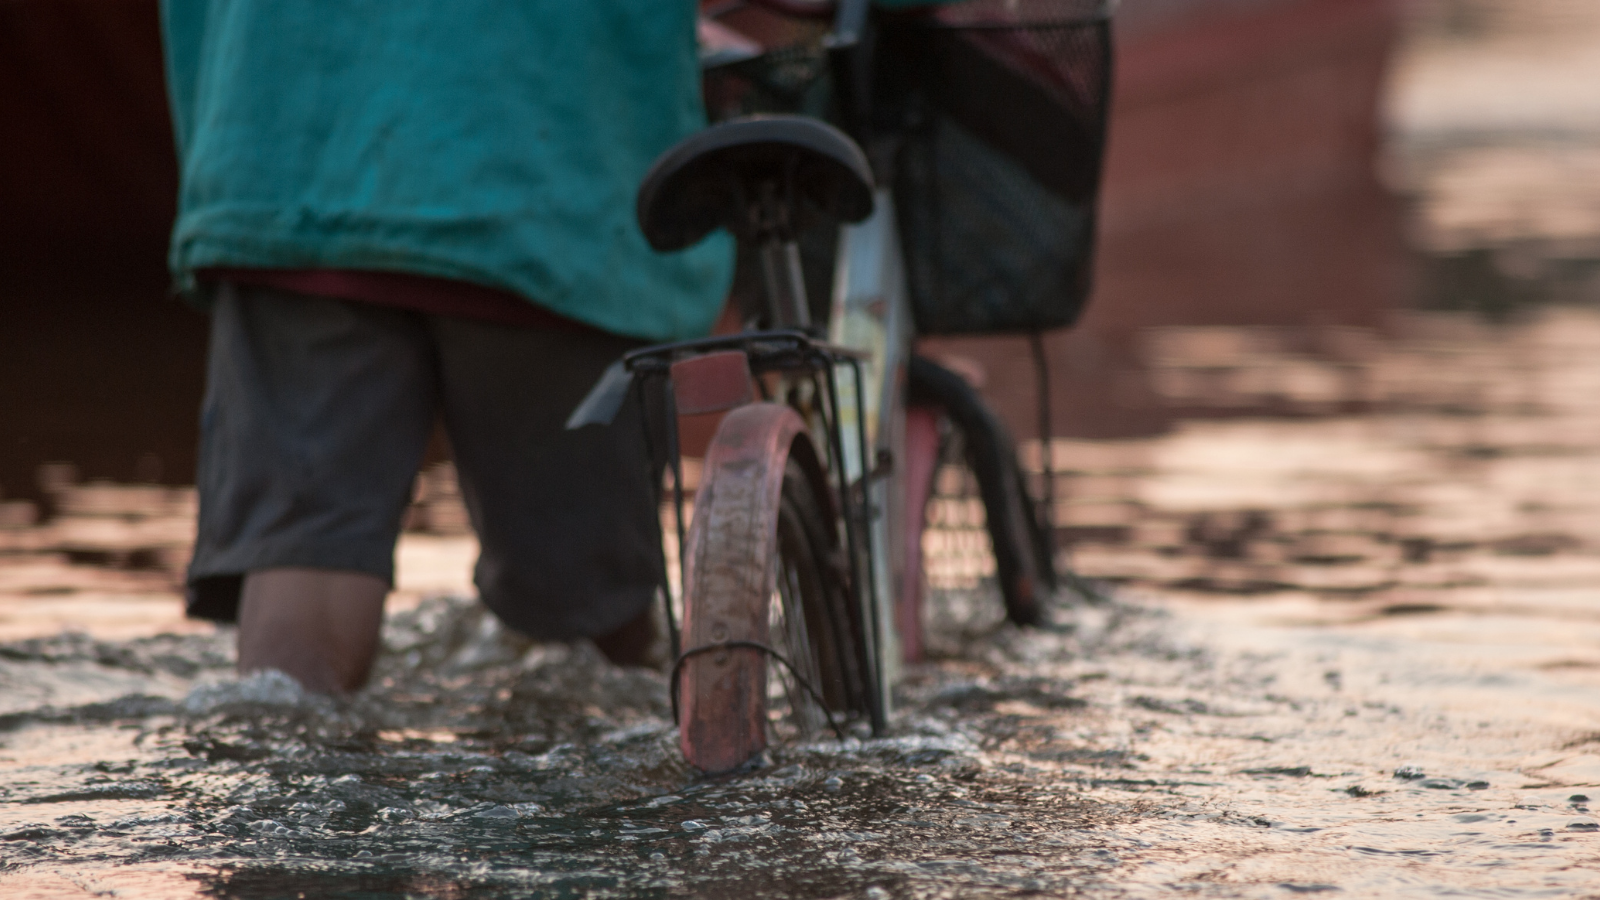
[10, 307, 1600, 898]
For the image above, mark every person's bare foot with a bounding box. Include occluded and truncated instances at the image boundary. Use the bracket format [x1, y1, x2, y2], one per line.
[236, 568, 387, 694]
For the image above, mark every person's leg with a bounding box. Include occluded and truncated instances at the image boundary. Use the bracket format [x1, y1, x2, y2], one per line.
[186, 283, 438, 691]
[237, 568, 388, 693]
[430, 316, 663, 665]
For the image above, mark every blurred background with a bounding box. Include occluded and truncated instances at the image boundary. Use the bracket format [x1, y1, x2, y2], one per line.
[3, 0, 1599, 634]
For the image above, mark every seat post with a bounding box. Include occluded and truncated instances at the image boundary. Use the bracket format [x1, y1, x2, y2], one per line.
[759, 237, 810, 330]
[752, 180, 811, 330]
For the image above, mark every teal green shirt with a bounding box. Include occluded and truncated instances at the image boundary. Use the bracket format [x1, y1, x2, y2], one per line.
[161, 1, 734, 341]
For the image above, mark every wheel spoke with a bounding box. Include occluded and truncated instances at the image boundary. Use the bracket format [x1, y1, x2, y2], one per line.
[769, 553, 826, 740]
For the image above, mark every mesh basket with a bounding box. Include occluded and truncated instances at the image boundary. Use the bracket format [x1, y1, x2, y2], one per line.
[877, 0, 1114, 335]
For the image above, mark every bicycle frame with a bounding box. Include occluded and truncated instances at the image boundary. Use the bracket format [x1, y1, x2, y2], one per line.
[828, 188, 916, 719]
[592, 2, 1101, 764]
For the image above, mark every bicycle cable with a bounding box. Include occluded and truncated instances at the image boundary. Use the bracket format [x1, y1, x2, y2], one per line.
[669, 639, 847, 740]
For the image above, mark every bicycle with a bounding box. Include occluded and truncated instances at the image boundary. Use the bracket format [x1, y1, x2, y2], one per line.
[569, 0, 1113, 774]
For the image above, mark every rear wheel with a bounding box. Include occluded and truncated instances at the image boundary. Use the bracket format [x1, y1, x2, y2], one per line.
[901, 355, 1055, 661]
[677, 403, 871, 774]
[767, 459, 868, 742]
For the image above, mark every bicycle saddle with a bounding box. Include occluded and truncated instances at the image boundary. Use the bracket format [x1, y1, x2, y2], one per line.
[636, 115, 875, 252]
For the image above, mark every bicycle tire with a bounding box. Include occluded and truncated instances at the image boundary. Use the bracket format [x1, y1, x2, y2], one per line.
[907, 354, 1053, 631]
[677, 403, 871, 774]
